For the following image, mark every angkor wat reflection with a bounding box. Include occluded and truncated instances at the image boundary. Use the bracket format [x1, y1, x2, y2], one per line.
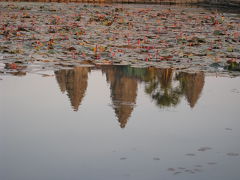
[102, 66, 138, 128]
[55, 66, 205, 128]
[176, 72, 205, 108]
[55, 67, 90, 111]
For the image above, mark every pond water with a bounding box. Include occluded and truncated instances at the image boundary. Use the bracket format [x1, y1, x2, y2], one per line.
[1, 1, 240, 179]
[1, 65, 240, 180]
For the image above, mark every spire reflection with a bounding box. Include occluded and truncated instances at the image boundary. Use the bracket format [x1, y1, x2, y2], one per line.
[54, 65, 205, 128]
[55, 67, 90, 111]
[102, 66, 137, 128]
[176, 72, 205, 108]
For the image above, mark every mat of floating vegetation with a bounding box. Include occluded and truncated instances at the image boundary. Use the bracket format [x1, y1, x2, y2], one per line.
[0, 3, 240, 76]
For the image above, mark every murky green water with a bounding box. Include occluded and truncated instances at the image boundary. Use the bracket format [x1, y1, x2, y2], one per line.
[1, 66, 240, 180]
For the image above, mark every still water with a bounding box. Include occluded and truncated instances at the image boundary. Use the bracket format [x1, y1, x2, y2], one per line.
[1, 66, 240, 180]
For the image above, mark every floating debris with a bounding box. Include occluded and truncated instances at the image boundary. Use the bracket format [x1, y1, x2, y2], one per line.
[184, 169, 196, 174]
[185, 153, 196, 156]
[0, 3, 240, 75]
[207, 162, 217, 165]
[173, 171, 182, 175]
[153, 157, 160, 161]
[168, 168, 176, 172]
[120, 157, 127, 160]
[226, 153, 239, 157]
[198, 147, 212, 152]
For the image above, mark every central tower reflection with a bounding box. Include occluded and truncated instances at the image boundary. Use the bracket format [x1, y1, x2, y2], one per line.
[55, 66, 205, 128]
[102, 66, 138, 128]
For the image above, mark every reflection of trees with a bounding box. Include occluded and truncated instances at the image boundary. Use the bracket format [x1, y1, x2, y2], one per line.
[144, 68, 182, 108]
[118, 66, 205, 109]
[110, 66, 182, 108]
[176, 72, 205, 108]
[55, 67, 90, 111]
[101, 66, 205, 128]
[102, 66, 137, 128]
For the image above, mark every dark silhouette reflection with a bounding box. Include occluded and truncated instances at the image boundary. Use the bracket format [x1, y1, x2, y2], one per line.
[55, 67, 90, 111]
[143, 68, 182, 108]
[54, 65, 205, 127]
[176, 72, 205, 108]
[102, 66, 138, 128]
[141, 68, 205, 108]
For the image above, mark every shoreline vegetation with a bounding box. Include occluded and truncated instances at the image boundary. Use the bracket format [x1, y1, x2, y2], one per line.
[0, 2, 239, 77]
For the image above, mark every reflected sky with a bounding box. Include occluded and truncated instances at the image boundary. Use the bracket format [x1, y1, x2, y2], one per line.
[0, 66, 240, 180]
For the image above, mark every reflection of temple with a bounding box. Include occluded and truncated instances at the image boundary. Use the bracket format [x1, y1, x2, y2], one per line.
[54, 65, 205, 128]
[177, 72, 205, 108]
[143, 68, 205, 108]
[55, 67, 90, 111]
[102, 66, 137, 128]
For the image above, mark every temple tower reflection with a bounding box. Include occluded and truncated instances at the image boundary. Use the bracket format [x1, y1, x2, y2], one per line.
[176, 72, 205, 108]
[55, 67, 90, 111]
[54, 66, 205, 127]
[102, 66, 137, 128]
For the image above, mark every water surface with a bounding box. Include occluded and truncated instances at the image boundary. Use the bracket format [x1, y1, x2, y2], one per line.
[1, 66, 240, 180]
